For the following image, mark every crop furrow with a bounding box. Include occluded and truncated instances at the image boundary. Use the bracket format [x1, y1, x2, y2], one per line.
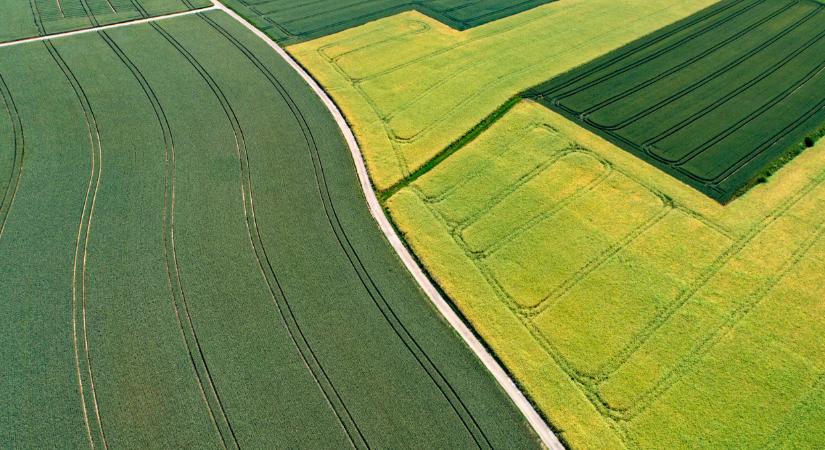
[454, 144, 575, 232]
[598, 4, 823, 131]
[641, 25, 825, 154]
[548, 0, 766, 101]
[525, 0, 743, 99]
[56, 0, 66, 18]
[0, 74, 25, 241]
[98, 30, 238, 450]
[581, 0, 802, 120]
[127, 0, 147, 18]
[29, 0, 46, 35]
[694, 96, 825, 186]
[528, 201, 672, 318]
[763, 372, 825, 450]
[45, 40, 108, 450]
[593, 161, 825, 382]
[472, 156, 611, 259]
[150, 20, 369, 449]
[420, 123, 540, 205]
[615, 208, 825, 421]
[672, 61, 825, 170]
[77, 0, 100, 27]
[199, 13, 494, 449]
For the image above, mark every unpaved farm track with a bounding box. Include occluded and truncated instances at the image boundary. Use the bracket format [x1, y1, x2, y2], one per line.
[215, 3, 564, 447]
[0, 3, 547, 448]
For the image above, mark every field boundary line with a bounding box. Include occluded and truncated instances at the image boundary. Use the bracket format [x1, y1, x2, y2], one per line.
[0, 5, 217, 49]
[226, 0, 556, 46]
[212, 2, 564, 448]
[545, 0, 766, 101]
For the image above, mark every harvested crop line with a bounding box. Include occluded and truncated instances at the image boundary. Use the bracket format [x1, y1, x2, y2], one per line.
[0, 73, 25, 240]
[97, 30, 238, 449]
[149, 19, 370, 449]
[44, 40, 108, 450]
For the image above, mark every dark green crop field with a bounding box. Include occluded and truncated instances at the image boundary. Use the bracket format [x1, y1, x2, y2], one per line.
[222, 0, 555, 45]
[0, 0, 211, 44]
[0, 10, 537, 448]
[528, 0, 825, 203]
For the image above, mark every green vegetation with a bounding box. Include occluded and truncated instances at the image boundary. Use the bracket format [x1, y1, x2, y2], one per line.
[0, 11, 538, 447]
[0, 0, 212, 44]
[528, 0, 825, 203]
[388, 100, 825, 449]
[381, 95, 521, 201]
[290, 0, 720, 191]
[221, 0, 555, 45]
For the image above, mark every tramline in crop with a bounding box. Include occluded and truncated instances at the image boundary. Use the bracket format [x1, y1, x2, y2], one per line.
[528, 0, 825, 202]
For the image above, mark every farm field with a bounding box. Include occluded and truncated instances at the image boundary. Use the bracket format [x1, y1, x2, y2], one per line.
[289, 0, 720, 191]
[0, 0, 212, 44]
[0, 10, 539, 448]
[221, 0, 555, 45]
[387, 99, 825, 449]
[528, 0, 825, 202]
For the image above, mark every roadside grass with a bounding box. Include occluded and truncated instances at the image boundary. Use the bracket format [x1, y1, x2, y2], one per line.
[289, 0, 719, 191]
[387, 100, 825, 449]
[0, 11, 539, 447]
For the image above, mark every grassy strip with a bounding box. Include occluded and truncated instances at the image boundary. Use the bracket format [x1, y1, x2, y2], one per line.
[380, 95, 521, 201]
[735, 124, 825, 198]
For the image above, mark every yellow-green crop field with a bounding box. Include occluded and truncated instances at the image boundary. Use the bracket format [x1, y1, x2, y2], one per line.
[389, 100, 825, 449]
[290, 0, 719, 191]
[291, 0, 825, 448]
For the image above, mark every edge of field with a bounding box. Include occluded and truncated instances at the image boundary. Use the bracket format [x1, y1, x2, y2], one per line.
[0, 2, 214, 47]
[211, 2, 565, 448]
[271, 0, 825, 447]
[0, 6, 217, 49]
